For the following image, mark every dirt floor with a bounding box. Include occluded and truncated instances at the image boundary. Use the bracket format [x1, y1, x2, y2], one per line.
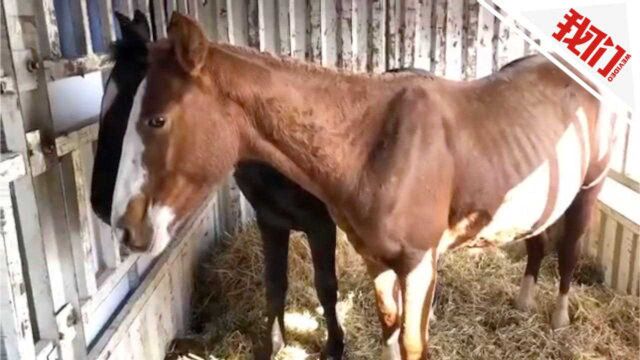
[166, 225, 640, 360]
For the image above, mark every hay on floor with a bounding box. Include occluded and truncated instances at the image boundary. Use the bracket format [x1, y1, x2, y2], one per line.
[166, 224, 639, 360]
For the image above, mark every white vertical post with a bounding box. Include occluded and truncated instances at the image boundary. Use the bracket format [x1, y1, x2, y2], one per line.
[370, 0, 386, 72]
[320, 0, 338, 67]
[352, 0, 368, 72]
[289, 0, 306, 59]
[414, 0, 431, 71]
[258, 0, 277, 52]
[444, 0, 463, 79]
[309, 0, 322, 64]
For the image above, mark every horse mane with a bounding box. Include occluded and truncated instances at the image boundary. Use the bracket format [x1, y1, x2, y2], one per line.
[211, 41, 432, 81]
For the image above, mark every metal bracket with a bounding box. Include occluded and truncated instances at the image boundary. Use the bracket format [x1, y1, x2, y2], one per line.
[25, 130, 52, 177]
[12, 49, 39, 92]
[54, 303, 77, 343]
[0, 75, 17, 94]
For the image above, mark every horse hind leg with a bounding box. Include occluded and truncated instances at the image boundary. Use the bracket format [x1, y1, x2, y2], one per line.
[256, 219, 290, 359]
[306, 221, 344, 359]
[552, 181, 604, 329]
[515, 234, 547, 311]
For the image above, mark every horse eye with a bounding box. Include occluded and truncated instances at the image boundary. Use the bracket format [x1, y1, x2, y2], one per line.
[147, 116, 166, 128]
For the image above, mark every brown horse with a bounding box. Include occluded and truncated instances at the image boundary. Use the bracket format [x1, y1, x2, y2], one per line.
[111, 13, 620, 359]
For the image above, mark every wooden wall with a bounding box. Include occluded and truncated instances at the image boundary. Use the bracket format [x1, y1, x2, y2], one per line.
[1, 1, 637, 360]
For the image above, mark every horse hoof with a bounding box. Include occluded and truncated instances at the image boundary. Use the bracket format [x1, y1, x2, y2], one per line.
[381, 341, 401, 360]
[321, 341, 344, 360]
[551, 308, 570, 330]
[514, 294, 536, 312]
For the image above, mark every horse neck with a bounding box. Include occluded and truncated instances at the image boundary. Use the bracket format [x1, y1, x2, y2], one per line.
[209, 45, 387, 202]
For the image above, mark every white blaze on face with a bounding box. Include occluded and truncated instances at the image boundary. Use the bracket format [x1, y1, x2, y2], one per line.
[111, 78, 148, 228]
[110, 78, 177, 256]
[147, 204, 176, 256]
[100, 76, 118, 119]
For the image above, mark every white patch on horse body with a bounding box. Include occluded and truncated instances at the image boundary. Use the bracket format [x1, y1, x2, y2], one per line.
[478, 112, 590, 243]
[515, 275, 537, 311]
[476, 160, 551, 243]
[147, 204, 176, 256]
[100, 76, 118, 119]
[111, 79, 148, 231]
[551, 293, 570, 329]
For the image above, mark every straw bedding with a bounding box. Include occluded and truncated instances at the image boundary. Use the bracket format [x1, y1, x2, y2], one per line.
[166, 224, 639, 360]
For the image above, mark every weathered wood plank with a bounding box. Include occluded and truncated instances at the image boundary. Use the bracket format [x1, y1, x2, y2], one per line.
[60, 150, 99, 297]
[258, 0, 277, 52]
[55, 122, 100, 157]
[152, 0, 168, 39]
[34, 0, 62, 59]
[444, 0, 463, 79]
[248, 0, 260, 48]
[227, 0, 248, 46]
[352, 0, 369, 72]
[96, 0, 117, 50]
[474, 4, 494, 78]
[82, 256, 138, 326]
[431, 0, 446, 75]
[601, 215, 619, 286]
[615, 227, 635, 293]
[412, 0, 430, 72]
[289, 0, 306, 59]
[214, 0, 229, 43]
[462, 0, 479, 79]
[386, 0, 400, 70]
[0, 153, 25, 182]
[630, 234, 639, 295]
[306, 0, 322, 64]
[610, 221, 624, 290]
[369, 0, 386, 72]
[73, 0, 94, 55]
[0, 182, 36, 360]
[338, 0, 353, 69]
[276, 0, 291, 55]
[320, 0, 338, 67]
[494, 15, 525, 70]
[188, 0, 200, 18]
[44, 54, 113, 81]
[400, 0, 417, 68]
[309, 0, 322, 64]
[176, 0, 188, 14]
[113, 0, 135, 17]
[3, 1, 78, 356]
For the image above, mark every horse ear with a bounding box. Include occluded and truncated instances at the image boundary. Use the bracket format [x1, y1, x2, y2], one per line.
[132, 10, 151, 41]
[167, 12, 208, 75]
[115, 11, 132, 30]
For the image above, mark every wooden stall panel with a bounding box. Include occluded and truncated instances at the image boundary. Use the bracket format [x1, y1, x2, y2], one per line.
[413, 0, 430, 73]
[369, 0, 386, 73]
[321, 0, 338, 68]
[352, 0, 369, 72]
[444, 0, 463, 79]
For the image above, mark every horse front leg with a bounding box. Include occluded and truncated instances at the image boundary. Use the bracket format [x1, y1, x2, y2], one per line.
[398, 248, 438, 360]
[256, 218, 290, 359]
[307, 222, 344, 359]
[365, 259, 402, 360]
